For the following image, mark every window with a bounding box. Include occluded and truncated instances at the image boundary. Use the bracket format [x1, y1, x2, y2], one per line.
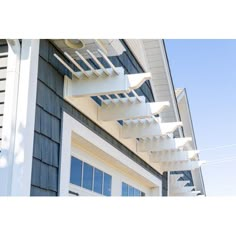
[122, 182, 128, 196]
[121, 182, 145, 196]
[128, 185, 134, 196]
[134, 188, 140, 196]
[83, 163, 93, 190]
[70, 156, 112, 196]
[93, 168, 103, 194]
[103, 173, 112, 196]
[70, 157, 82, 186]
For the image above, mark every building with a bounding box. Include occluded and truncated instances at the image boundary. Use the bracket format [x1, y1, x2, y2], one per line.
[0, 39, 205, 196]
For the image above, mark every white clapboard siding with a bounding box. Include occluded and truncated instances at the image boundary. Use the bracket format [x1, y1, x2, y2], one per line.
[0, 42, 8, 146]
[0, 104, 4, 115]
[0, 57, 7, 68]
[0, 80, 6, 91]
[0, 68, 6, 80]
[0, 92, 5, 101]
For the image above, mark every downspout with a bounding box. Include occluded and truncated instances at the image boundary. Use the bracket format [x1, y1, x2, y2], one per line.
[0, 40, 21, 195]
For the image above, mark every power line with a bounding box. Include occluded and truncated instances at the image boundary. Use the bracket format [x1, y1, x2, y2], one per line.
[203, 156, 236, 166]
[200, 143, 236, 152]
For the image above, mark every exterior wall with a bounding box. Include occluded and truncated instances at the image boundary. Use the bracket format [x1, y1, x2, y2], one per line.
[0, 40, 8, 148]
[31, 40, 162, 196]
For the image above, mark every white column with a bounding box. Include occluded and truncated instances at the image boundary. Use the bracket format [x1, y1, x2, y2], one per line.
[10, 40, 39, 196]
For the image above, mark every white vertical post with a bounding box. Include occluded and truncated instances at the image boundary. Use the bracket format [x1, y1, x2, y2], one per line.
[59, 113, 72, 196]
[167, 171, 170, 196]
[0, 40, 21, 196]
[10, 40, 40, 196]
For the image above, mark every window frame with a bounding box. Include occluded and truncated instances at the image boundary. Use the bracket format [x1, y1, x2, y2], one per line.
[59, 112, 162, 196]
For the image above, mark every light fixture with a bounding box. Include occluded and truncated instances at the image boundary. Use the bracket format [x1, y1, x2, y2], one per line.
[64, 39, 84, 49]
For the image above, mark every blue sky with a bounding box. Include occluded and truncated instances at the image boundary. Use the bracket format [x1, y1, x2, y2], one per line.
[165, 40, 236, 196]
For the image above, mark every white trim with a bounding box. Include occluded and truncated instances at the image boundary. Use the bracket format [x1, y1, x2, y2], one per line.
[159, 40, 182, 135]
[59, 112, 162, 196]
[10, 40, 39, 196]
[0, 40, 21, 195]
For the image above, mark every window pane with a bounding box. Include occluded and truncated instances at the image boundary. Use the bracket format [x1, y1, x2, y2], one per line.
[128, 186, 134, 196]
[134, 188, 140, 196]
[70, 157, 82, 186]
[93, 168, 103, 194]
[83, 162, 93, 190]
[103, 173, 112, 196]
[122, 182, 128, 196]
[141, 192, 145, 196]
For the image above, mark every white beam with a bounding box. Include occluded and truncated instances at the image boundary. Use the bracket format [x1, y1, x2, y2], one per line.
[170, 180, 190, 189]
[87, 49, 110, 75]
[170, 186, 195, 194]
[75, 51, 100, 76]
[98, 96, 170, 121]
[64, 67, 151, 97]
[137, 136, 192, 152]
[150, 150, 199, 162]
[97, 49, 119, 75]
[159, 160, 206, 172]
[120, 121, 182, 139]
[171, 191, 201, 196]
[64, 52, 89, 78]
[54, 54, 81, 79]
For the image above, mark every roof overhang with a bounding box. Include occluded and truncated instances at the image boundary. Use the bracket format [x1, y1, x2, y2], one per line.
[125, 39, 183, 135]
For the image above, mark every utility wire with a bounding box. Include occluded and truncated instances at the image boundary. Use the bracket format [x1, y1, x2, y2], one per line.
[198, 144, 236, 166]
[203, 156, 236, 166]
[200, 143, 236, 152]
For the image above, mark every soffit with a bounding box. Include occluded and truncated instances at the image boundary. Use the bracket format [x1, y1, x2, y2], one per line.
[51, 39, 125, 59]
[126, 39, 178, 123]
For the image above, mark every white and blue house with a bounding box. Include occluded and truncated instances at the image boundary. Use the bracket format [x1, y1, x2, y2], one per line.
[0, 39, 205, 196]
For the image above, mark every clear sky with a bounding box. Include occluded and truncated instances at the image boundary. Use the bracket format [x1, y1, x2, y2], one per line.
[165, 40, 236, 196]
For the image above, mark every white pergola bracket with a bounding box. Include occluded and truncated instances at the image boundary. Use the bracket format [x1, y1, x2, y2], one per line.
[64, 67, 151, 97]
[170, 180, 190, 189]
[120, 121, 183, 139]
[137, 137, 192, 152]
[171, 191, 201, 196]
[150, 150, 199, 162]
[170, 185, 195, 194]
[159, 160, 206, 172]
[98, 97, 170, 121]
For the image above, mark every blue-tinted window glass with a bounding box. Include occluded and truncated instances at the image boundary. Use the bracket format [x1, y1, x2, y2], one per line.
[103, 173, 112, 196]
[70, 157, 82, 186]
[128, 186, 134, 196]
[122, 182, 128, 196]
[134, 188, 140, 196]
[93, 168, 103, 194]
[83, 162, 93, 190]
